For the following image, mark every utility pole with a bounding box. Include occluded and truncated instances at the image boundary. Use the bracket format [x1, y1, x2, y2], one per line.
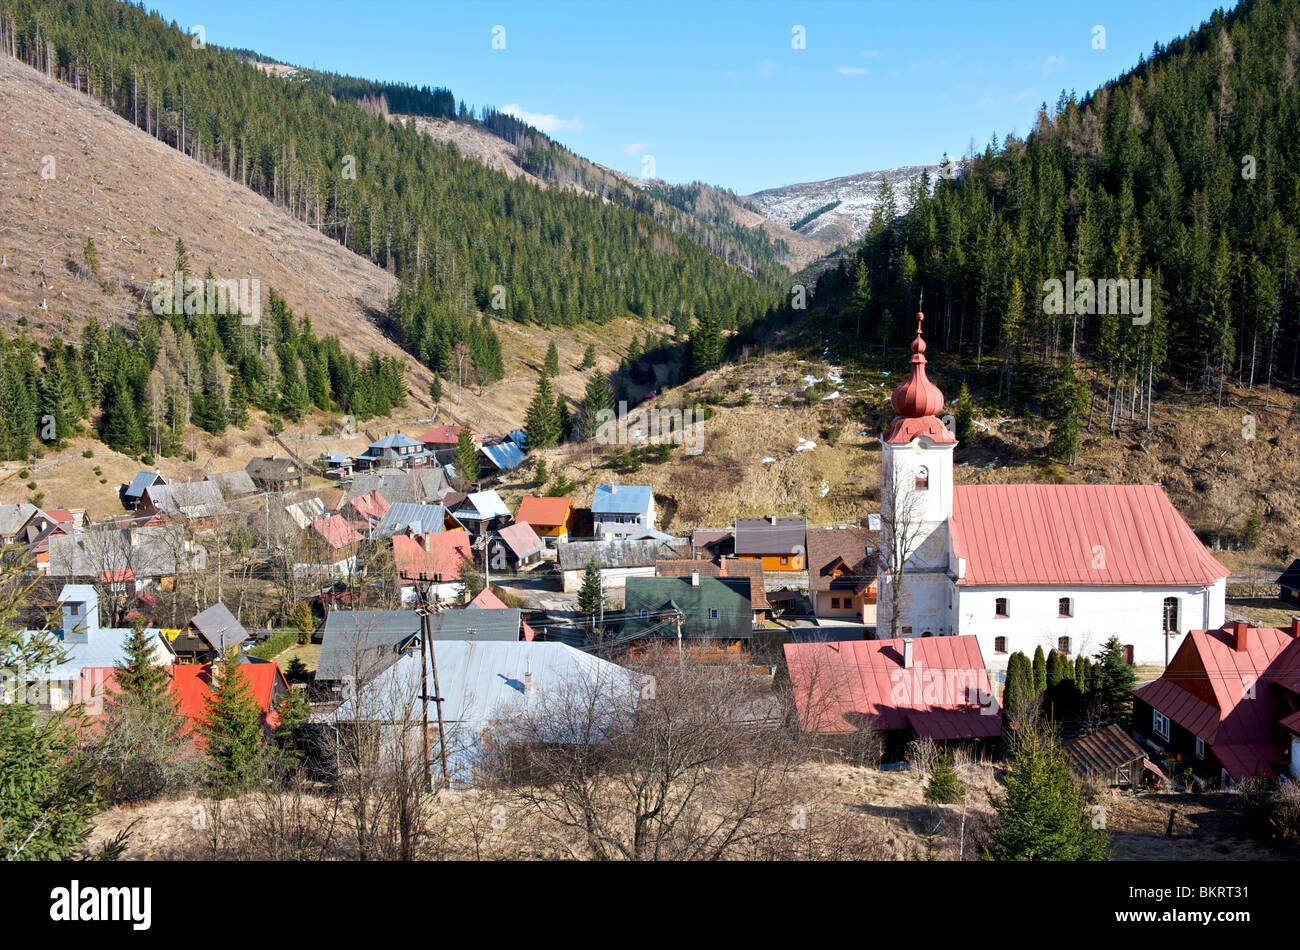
[418, 603, 431, 790]
[419, 587, 450, 787]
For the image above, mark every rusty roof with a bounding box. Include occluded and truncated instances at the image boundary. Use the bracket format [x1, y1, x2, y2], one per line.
[655, 558, 770, 610]
[1062, 724, 1145, 777]
[805, 526, 879, 593]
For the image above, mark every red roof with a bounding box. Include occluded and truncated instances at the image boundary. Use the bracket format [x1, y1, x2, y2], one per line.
[950, 484, 1228, 587]
[348, 490, 390, 522]
[469, 587, 536, 641]
[392, 532, 471, 581]
[98, 568, 136, 583]
[783, 636, 1001, 739]
[418, 424, 480, 446]
[497, 521, 544, 558]
[1134, 623, 1300, 780]
[49, 508, 75, 523]
[311, 513, 364, 550]
[77, 663, 286, 736]
[515, 495, 573, 528]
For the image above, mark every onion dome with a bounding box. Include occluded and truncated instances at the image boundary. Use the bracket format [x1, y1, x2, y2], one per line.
[883, 311, 957, 445]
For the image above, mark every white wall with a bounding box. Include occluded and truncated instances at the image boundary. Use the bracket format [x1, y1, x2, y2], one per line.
[954, 580, 1225, 669]
[561, 565, 654, 592]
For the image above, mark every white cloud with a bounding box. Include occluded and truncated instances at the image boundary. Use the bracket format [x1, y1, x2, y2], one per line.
[1040, 54, 1066, 77]
[500, 103, 583, 134]
[759, 58, 777, 78]
[860, 50, 881, 59]
[836, 66, 868, 76]
[623, 142, 649, 156]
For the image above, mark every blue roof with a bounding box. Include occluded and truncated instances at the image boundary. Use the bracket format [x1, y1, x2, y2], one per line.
[592, 484, 653, 515]
[374, 502, 448, 538]
[124, 471, 161, 499]
[480, 441, 526, 471]
[369, 433, 424, 450]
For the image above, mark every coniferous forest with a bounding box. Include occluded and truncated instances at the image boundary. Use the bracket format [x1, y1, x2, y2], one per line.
[808, 0, 1300, 408]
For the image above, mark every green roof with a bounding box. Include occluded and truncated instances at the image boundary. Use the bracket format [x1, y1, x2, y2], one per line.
[623, 576, 752, 639]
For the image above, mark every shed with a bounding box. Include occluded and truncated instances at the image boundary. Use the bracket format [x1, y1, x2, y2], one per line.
[1062, 724, 1148, 789]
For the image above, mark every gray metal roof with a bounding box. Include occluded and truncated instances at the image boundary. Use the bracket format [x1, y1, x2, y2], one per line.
[556, 537, 687, 572]
[142, 481, 230, 519]
[348, 468, 449, 503]
[123, 471, 162, 500]
[374, 502, 448, 538]
[0, 503, 41, 537]
[188, 602, 250, 652]
[205, 469, 258, 497]
[317, 607, 522, 680]
[48, 524, 205, 578]
[734, 517, 807, 556]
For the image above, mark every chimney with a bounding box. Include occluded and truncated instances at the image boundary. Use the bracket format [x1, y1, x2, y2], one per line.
[767, 514, 777, 525]
[690, 570, 700, 588]
[421, 533, 433, 552]
[1290, 616, 1300, 639]
[1234, 621, 1250, 653]
[902, 637, 914, 669]
[524, 659, 534, 694]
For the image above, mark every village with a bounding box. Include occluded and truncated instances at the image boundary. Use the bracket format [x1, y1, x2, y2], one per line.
[2, 316, 1297, 866]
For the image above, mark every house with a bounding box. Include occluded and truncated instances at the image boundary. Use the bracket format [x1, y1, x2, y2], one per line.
[623, 575, 753, 647]
[294, 514, 364, 582]
[320, 452, 355, 479]
[1132, 619, 1300, 784]
[3, 585, 174, 710]
[448, 490, 511, 536]
[374, 502, 460, 539]
[204, 468, 258, 499]
[48, 524, 207, 597]
[806, 526, 879, 623]
[515, 496, 574, 545]
[355, 433, 434, 470]
[691, 528, 734, 559]
[121, 471, 165, 511]
[489, 522, 546, 571]
[735, 516, 807, 572]
[874, 311, 1228, 668]
[783, 635, 1001, 757]
[345, 489, 390, 527]
[316, 606, 524, 683]
[246, 456, 304, 492]
[1062, 724, 1153, 790]
[478, 439, 526, 473]
[391, 531, 473, 602]
[323, 640, 640, 785]
[418, 423, 481, 451]
[655, 558, 772, 623]
[1276, 560, 1300, 608]
[347, 467, 450, 503]
[79, 661, 288, 736]
[591, 485, 655, 539]
[556, 537, 688, 592]
[171, 602, 251, 663]
[139, 481, 230, 528]
[469, 587, 536, 641]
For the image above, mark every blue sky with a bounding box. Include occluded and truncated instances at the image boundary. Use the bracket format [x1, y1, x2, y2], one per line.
[151, 1, 1227, 194]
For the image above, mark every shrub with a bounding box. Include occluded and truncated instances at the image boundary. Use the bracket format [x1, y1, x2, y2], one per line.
[82, 449, 94, 458]
[249, 631, 298, 661]
[924, 748, 967, 804]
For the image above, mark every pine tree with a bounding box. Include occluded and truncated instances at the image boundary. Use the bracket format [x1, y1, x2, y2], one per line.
[525, 374, 560, 449]
[924, 747, 966, 804]
[101, 376, 145, 454]
[270, 686, 311, 771]
[200, 655, 267, 797]
[580, 343, 596, 369]
[579, 371, 614, 442]
[1032, 646, 1047, 693]
[954, 382, 974, 442]
[83, 237, 100, 280]
[454, 428, 480, 486]
[1002, 652, 1037, 728]
[173, 238, 190, 282]
[984, 720, 1109, 861]
[577, 558, 604, 639]
[688, 312, 723, 377]
[429, 375, 442, 405]
[1045, 649, 1065, 690]
[1092, 636, 1136, 725]
[544, 339, 560, 377]
[1047, 362, 1090, 465]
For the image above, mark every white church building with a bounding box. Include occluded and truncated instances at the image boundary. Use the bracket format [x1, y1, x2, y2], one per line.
[876, 313, 1228, 671]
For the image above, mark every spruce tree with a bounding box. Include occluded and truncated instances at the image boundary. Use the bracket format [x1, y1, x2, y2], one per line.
[524, 374, 560, 449]
[580, 343, 596, 369]
[984, 720, 1109, 861]
[1092, 637, 1136, 725]
[577, 559, 604, 638]
[454, 428, 480, 486]
[1032, 646, 1047, 693]
[544, 339, 560, 377]
[924, 747, 966, 804]
[954, 382, 974, 442]
[200, 655, 266, 797]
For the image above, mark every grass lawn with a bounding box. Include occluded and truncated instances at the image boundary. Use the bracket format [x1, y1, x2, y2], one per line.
[271, 642, 321, 673]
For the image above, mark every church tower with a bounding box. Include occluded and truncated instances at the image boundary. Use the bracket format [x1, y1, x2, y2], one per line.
[877, 311, 957, 639]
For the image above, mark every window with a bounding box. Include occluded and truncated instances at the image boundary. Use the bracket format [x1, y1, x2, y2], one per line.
[1058, 636, 1071, 654]
[780, 556, 788, 565]
[1195, 737, 1205, 760]
[1163, 597, 1179, 632]
[1153, 710, 1170, 741]
[902, 626, 912, 636]
[830, 597, 841, 609]
[1058, 597, 1073, 617]
[709, 608, 719, 620]
[994, 636, 1008, 654]
[1123, 644, 1134, 665]
[915, 465, 930, 490]
[995, 597, 1009, 618]
[639, 609, 649, 619]
[67, 604, 80, 616]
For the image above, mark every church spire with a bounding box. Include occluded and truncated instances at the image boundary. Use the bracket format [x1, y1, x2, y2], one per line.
[883, 311, 956, 444]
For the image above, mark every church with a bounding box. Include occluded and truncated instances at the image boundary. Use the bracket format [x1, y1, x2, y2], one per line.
[875, 312, 1228, 670]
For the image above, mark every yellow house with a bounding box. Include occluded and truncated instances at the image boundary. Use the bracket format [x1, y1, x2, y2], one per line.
[515, 496, 575, 543]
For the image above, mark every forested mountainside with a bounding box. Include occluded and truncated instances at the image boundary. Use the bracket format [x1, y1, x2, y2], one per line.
[808, 0, 1300, 407]
[0, 0, 785, 347]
